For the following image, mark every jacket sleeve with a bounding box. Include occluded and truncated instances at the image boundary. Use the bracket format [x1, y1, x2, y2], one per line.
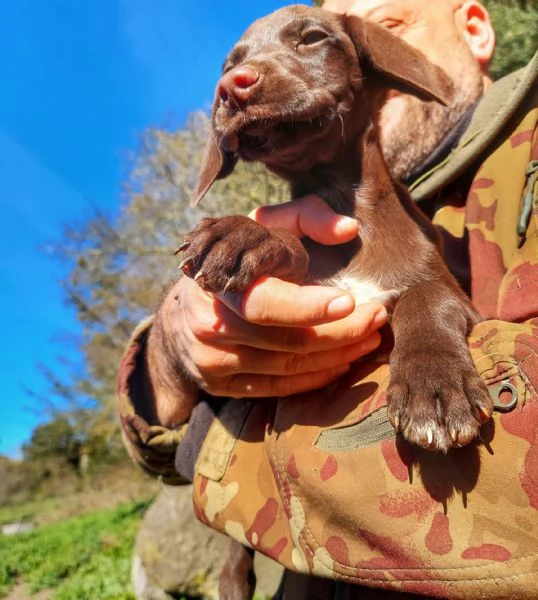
[116, 316, 190, 485]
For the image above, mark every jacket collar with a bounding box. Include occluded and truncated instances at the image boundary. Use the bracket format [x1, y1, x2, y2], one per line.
[409, 50, 538, 202]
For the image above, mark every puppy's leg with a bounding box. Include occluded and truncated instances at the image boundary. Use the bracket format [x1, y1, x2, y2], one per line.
[219, 540, 256, 600]
[387, 280, 492, 452]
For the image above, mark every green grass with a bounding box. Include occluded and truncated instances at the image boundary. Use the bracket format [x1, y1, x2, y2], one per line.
[0, 499, 151, 599]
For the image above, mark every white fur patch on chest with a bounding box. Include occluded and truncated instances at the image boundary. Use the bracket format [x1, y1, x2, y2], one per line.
[329, 274, 402, 306]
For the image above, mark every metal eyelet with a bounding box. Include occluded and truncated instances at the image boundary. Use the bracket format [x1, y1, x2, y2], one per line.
[489, 380, 518, 413]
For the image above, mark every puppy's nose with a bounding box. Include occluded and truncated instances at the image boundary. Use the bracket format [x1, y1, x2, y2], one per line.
[218, 66, 260, 107]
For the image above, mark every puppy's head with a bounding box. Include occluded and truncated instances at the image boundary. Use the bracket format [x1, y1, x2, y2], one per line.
[191, 4, 455, 206]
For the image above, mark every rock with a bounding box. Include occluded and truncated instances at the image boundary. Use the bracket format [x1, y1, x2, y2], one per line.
[1, 522, 34, 536]
[133, 485, 283, 599]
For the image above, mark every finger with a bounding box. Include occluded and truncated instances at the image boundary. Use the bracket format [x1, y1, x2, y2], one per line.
[203, 296, 387, 353]
[249, 195, 358, 245]
[182, 276, 387, 351]
[218, 277, 356, 325]
[242, 279, 386, 332]
[248, 304, 385, 352]
[236, 332, 382, 374]
[195, 332, 382, 377]
[204, 364, 352, 398]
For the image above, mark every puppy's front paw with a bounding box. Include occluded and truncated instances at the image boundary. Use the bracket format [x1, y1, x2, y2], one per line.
[386, 350, 492, 452]
[178, 215, 308, 293]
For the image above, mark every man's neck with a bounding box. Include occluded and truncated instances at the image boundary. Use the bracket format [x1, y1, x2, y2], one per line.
[402, 101, 479, 187]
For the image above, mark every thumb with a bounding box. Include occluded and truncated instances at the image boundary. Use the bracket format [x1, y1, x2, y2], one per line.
[249, 195, 358, 246]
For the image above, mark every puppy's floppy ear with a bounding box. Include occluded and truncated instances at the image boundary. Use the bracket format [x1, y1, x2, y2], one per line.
[190, 129, 238, 207]
[345, 15, 455, 106]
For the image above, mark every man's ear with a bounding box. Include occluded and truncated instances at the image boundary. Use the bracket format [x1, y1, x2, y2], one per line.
[345, 15, 456, 106]
[190, 129, 238, 207]
[457, 1, 495, 71]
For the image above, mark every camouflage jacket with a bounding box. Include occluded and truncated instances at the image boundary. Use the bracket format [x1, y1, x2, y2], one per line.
[117, 52, 538, 599]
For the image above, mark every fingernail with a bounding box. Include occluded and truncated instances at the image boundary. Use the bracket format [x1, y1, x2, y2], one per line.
[327, 295, 355, 318]
[335, 216, 359, 234]
[373, 306, 388, 327]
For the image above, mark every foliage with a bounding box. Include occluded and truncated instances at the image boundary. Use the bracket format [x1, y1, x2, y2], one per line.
[0, 495, 54, 527]
[0, 459, 157, 529]
[485, 0, 537, 79]
[1, 454, 79, 507]
[1, 415, 141, 505]
[0, 457, 28, 506]
[22, 415, 79, 464]
[0, 500, 150, 599]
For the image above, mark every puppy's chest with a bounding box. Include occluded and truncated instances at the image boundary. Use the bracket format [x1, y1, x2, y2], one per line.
[302, 229, 403, 308]
[324, 273, 401, 307]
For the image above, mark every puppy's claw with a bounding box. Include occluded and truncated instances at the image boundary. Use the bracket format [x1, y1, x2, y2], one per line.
[194, 270, 205, 282]
[392, 414, 401, 433]
[427, 429, 434, 447]
[174, 241, 190, 255]
[223, 277, 237, 294]
[178, 257, 193, 272]
[450, 428, 458, 443]
[478, 403, 491, 421]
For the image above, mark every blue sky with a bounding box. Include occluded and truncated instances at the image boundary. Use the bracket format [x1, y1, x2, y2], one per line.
[0, 0, 295, 457]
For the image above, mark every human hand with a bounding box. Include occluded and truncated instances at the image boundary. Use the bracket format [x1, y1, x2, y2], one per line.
[155, 196, 386, 402]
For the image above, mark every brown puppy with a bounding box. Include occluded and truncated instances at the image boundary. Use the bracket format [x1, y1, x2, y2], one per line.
[179, 6, 494, 598]
[181, 4, 492, 453]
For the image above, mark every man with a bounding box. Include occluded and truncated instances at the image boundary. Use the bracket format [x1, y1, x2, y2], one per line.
[118, 0, 538, 597]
